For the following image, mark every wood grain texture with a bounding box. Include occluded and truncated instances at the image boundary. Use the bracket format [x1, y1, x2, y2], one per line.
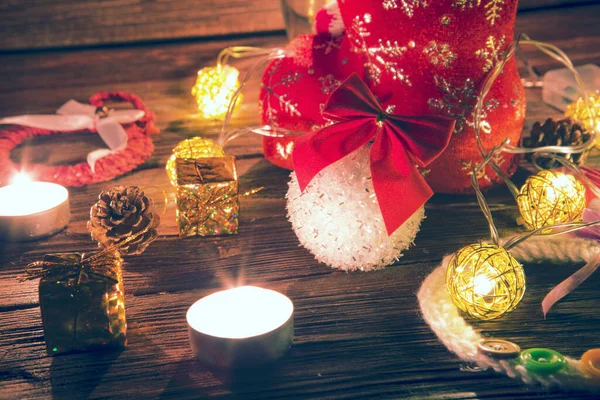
[0, 0, 597, 51]
[1, 3, 600, 399]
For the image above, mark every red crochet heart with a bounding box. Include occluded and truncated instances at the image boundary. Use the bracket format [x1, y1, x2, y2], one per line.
[0, 92, 158, 187]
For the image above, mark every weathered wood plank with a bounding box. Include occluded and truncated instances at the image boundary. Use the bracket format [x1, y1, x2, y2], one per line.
[1, 4, 600, 399]
[1, 260, 599, 399]
[0, 0, 597, 51]
[0, 0, 286, 51]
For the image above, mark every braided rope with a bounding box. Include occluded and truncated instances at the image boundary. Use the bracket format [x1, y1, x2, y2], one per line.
[418, 236, 600, 391]
[0, 92, 158, 187]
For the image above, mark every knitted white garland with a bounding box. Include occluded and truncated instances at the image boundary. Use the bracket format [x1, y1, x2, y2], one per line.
[418, 235, 600, 391]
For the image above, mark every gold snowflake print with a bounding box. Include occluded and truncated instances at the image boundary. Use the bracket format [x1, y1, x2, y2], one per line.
[428, 76, 498, 135]
[452, 0, 481, 10]
[461, 158, 489, 182]
[423, 41, 456, 67]
[349, 14, 414, 87]
[452, 0, 505, 26]
[510, 82, 525, 120]
[428, 76, 478, 134]
[318, 74, 341, 95]
[475, 34, 506, 73]
[262, 59, 303, 124]
[460, 152, 504, 183]
[382, 0, 429, 17]
[314, 36, 342, 55]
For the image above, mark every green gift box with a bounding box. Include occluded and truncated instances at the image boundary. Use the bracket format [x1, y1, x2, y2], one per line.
[37, 251, 127, 355]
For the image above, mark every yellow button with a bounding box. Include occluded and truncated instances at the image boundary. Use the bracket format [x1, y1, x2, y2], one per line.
[581, 349, 600, 379]
[478, 339, 521, 359]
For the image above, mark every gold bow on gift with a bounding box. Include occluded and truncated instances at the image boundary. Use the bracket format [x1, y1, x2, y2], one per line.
[22, 251, 122, 283]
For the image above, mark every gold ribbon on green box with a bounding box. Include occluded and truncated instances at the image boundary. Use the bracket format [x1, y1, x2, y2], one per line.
[25, 251, 126, 355]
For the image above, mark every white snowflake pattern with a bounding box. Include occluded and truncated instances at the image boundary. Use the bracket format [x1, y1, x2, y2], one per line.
[428, 76, 498, 135]
[261, 59, 303, 124]
[349, 14, 414, 86]
[382, 0, 429, 17]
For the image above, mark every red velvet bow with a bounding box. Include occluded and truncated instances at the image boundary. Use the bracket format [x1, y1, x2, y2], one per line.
[293, 74, 456, 235]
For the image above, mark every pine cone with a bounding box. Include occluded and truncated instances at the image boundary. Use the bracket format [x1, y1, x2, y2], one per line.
[88, 186, 160, 255]
[522, 117, 591, 169]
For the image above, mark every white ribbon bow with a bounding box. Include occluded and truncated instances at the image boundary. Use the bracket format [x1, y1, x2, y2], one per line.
[0, 100, 145, 172]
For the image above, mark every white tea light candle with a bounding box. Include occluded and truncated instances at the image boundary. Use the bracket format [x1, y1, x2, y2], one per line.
[186, 286, 294, 368]
[0, 174, 70, 241]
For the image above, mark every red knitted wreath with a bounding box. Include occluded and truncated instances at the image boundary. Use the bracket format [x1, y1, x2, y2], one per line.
[0, 92, 158, 187]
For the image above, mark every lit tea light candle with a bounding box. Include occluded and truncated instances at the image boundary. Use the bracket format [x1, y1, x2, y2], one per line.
[186, 286, 294, 369]
[0, 173, 70, 241]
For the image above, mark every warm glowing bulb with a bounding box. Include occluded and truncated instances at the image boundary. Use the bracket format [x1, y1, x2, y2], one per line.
[10, 172, 32, 185]
[165, 137, 226, 186]
[517, 170, 586, 230]
[473, 273, 495, 296]
[446, 243, 525, 320]
[565, 91, 600, 145]
[191, 64, 243, 119]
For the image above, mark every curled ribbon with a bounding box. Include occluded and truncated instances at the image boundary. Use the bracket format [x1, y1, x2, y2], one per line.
[293, 74, 455, 235]
[0, 99, 145, 172]
[541, 198, 600, 317]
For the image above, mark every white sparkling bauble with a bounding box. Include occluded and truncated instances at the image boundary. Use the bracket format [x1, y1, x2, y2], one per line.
[286, 144, 425, 271]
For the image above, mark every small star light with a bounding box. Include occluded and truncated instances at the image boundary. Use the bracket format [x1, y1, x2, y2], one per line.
[165, 137, 226, 186]
[446, 243, 526, 320]
[517, 170, 586, 230]
[191, 64, 243, 119]
[565, 91, 600, 145]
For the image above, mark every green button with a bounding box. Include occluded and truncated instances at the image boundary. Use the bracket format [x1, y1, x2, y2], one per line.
[520, 348, 567, 375]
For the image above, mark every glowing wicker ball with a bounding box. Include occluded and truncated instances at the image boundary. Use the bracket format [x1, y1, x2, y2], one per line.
[166, 137, 225, 186]
[286, 145, 425, 272]
[517, 170, 586, 230]
[446, 243, 526, 320]
[191, 64, 242, 119]
[565, 91, 600, 144]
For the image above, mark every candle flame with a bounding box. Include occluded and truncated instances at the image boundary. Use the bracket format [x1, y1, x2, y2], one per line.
[10, 172, 32, 186]
[186, 286, 293, 339]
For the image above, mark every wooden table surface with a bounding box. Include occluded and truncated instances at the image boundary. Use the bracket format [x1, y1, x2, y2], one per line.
[1, 2, 600, 399]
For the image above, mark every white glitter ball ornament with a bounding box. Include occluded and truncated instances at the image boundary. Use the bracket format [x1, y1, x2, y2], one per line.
[286, 145, 425, 271]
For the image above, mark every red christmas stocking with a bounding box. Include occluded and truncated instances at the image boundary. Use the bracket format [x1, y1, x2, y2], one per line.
[260, 0, 525, 193]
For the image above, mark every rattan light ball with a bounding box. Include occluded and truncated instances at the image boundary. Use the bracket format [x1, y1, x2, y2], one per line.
[517, 170, 586, 230]
[446, 243, 526, 320]
[165, 137, 225, 186]
[191, 64, 242, 119]
[564, 91, 600, 145]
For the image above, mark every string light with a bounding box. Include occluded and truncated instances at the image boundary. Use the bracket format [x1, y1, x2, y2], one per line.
[191, 64, 242, 119]
[565, 91, 600, 144]
[517, 170, 586, 230]
[165, 137, 225, 186]
[446, 243, 526, 320]
[191, 46, 285, 121]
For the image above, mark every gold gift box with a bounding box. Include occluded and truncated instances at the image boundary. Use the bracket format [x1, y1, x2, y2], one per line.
[175, 156, 239, 237]
[38, 252, 127, 355]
